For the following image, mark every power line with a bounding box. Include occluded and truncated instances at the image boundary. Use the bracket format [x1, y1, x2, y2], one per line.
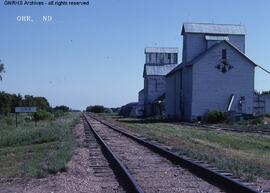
[257, 65, 270, 75]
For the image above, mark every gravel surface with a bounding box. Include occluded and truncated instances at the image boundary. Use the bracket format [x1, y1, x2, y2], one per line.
[87, 116, 225, 193]
[100, 115, 269, 193]
[0, 118, 125, 193]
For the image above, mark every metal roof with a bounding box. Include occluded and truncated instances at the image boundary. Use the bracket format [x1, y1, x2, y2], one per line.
[166, 63, 183, 76]
[145, 47, 178, 54]
[144, 64, 178, 76]
[182, 23, 246, 35]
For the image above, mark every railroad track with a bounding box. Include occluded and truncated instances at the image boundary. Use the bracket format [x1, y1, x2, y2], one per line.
[82, 118, 126, 192]
[178, 122, 270, 135]
[83, 113, 261, 193]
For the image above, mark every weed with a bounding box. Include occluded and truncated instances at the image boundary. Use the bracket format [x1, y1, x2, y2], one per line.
[250, 117, 263, 125]
[105, 115, 270, 181]
[0, 112, 80, 178]
[205, 110, 226, 123]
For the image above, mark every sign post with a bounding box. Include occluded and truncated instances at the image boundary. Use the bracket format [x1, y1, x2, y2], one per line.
[15, 107, 37, 127]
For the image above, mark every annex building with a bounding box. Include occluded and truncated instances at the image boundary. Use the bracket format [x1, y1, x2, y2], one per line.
[136, 47, 178, 117]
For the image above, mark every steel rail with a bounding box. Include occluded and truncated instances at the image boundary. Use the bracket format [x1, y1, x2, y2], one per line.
[88, 113, 260, 193]
[83, 114, 145, 193]
[179, 122, 270, 135]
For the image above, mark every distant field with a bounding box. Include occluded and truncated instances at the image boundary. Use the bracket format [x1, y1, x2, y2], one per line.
[0, 112, 80, 178]
[100, 114, 270, 181]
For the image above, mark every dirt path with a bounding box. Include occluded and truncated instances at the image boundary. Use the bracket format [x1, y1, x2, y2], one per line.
[0, 119, 123, 193]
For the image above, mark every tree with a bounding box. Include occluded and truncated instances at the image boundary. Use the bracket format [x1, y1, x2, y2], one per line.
[0, 92, 12, 115]
[86, 105, 105, 113]
[0, 92, 52, 115]
[54, 105, 70, 112]
[23, 95, 50, 110]
[0, 61, 4, 81]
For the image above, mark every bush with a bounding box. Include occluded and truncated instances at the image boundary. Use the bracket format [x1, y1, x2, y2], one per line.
[104, 108, 113, 113]
[86, 105, 105, 113]
[53, 105, 70, 112]
[53, 110, 66, 118]
[4, 117, 13, 126]
[205, 110, 226, 124]
[33, 109, 52, 121]
[250, 117, 263, 125]
[25, 116, 33, 122]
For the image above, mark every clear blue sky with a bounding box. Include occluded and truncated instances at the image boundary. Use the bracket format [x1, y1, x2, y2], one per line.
[0, 0, 270, 110]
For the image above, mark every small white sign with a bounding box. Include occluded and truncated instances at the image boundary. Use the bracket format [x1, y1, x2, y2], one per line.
[15, 107, 37, 113]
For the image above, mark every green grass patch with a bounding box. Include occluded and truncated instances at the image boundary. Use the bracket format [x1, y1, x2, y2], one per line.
[0, 112, 80, 178]
[104, 115, 270, 181]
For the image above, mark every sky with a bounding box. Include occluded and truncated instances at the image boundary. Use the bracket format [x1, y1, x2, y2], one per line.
[0, 0, 270, 110]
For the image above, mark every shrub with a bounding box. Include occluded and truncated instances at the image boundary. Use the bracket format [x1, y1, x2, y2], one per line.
[86, 105, 105, 113]
[33, 109, 52, 121]
[53, 105, 70, 112]
[4, 117, 13, 126]
[104, 108, 113, 113]
[53, 110, 66, 118]
[25, 116, 33, 122]
[205, 110, 226, 124]
[250, 117, 263, 125]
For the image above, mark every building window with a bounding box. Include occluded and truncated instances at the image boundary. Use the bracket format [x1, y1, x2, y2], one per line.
[222, 49, 227, 59]
[168, 53, 171, 63]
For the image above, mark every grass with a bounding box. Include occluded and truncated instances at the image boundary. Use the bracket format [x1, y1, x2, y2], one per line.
[102, 115, 270, 181]
[0, 112, 80, 178]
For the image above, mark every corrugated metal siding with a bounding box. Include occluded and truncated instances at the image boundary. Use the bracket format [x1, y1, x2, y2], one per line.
[183, 33, 207, 63]
[165, 23, 254, 121]
[147, 76, 166, 102]
[192, 43, 254, 118]
[136, 89, 145, 117]
[165, 75, 176, 118]
[182, 66, 193, 120]
[182, 23, 246, 35]
[174, 70, 182, 119]
[182, 34, 245, 63]
[165, 71, 183, 119]
[145, 76, 167, 116]
[261, 95, 270, 113]
[166, 67, 192, 120]
[138, 89, 144, 104]
[227, 35, 245, 53]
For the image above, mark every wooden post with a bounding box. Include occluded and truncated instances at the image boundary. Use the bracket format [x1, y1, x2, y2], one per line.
[33, 113, 37, 127]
